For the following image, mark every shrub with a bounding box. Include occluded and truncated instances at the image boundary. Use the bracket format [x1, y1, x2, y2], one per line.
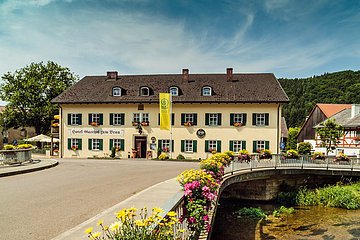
[285, 149, 299, 159]
[234, 207, 267, 219]
[3, 144, 15, 150]
[16, 143, 33, 149]
[176, 154, 185, 160]
[200, 158, 224, 180]
[208, 153, 231, 167]
[335, 153, 350, 162]
[177, 169, 218, 189]
[238, 149, 251, 162]
[158, 152, 168, 160]
[312, 151, 325, 160]
[297, 142, 312, 155]
[110, 147, 116, 158]
[258, 149, 272, 159]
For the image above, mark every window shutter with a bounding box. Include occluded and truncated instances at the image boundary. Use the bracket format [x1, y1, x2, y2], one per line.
[181, 114, 185, 125]
[243, 113, 247, 126]
[252, 113, 256, 125]
[109, 139, 113, 150]
[88, 114, 92, 125]
[217, 141, 221, 152]
[158, 140, 161, 150]
[78, 139, 82, 150]
[68, 139, 71, 150]
[253, 141, 257, 153]
[242, 141, 246, 150]
[181, 140, 185, 152]
[88, 139, 93, 150]
[99, 114, 104, 125]
[193, 114, 198, 126]
[99, 139, 103, 151]
[218, 113, 222, 126]
[158, 113, 160, 125]
[68, 114, 71, 125]
[193, 140, 197, 152]
[265, 141, 270, 150]
[205, 113, 210, 125]
[205, 140, 209, 152]
[171, 113, 175, 126]
[230, 114, 234, 126]
[120, 139, 125, 150]
[110, 114, 114, 125]
[78, 114, 82, 125]
[121, 113, 125, 125]
[229, 140, 234, 151]
[265, 113, 269, 126]
[171, 140, 174, 152]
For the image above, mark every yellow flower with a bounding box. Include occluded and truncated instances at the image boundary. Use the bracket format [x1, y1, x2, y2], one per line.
[167, 211, 177, 217]
[134, 219, 146, 227]
[115, 209, 127, 222]
[152, 207, 164, 213]
[96, 220, 103, 226]
[109, 221, 122, 232]
[129, 207, 138, 212]
[91, 231, 101, 238]
[179, 229, 185, 233]
[84, 227, 93, 234]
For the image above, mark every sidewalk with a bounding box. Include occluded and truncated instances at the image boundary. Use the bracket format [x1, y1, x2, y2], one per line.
[52, 178, 183, 240]
[0, 157, 58, 177]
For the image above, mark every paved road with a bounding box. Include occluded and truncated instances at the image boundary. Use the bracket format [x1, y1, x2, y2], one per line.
[0, 159, 198, 240]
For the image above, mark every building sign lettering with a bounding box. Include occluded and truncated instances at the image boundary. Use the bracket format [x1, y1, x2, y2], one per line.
[69, 128, 124, 136]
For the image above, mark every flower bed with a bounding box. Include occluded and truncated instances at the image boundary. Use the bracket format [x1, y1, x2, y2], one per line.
[0, 145, 33, 164]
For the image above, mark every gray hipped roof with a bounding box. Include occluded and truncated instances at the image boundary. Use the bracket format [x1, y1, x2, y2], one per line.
[52, 73, 289, 104]
[315, 108, 360, 128]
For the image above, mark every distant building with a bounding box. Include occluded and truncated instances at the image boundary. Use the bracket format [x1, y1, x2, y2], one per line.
[52, 69, 289, 159]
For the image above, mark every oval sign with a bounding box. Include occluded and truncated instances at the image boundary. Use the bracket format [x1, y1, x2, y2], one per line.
[196, 129, 206, 138]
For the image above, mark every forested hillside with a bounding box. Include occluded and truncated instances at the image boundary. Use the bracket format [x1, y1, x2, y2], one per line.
[279, 70, 360, 128]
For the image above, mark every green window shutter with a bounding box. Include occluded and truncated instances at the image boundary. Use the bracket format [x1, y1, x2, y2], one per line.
[120, 139, 125, 150]
[243, 113, 247, 126]
[78, 139, 82, 150]
[193, 114, 198, 126]
[88, 139, 93, 150]
[110, 114, 114, 125]
[181, 114, 185, 125]
[230, 114, 234, 126]
[99, 114, 104, 125]
[68, 114, 71, 125]
[265, 113, 269, 126]
[158, 140, 161, 150]
[229, 140, 234, 151]
[120, 114, 125, 125]
[193, 140, 197, 152]
[205, 140, 209, 152]
[88, 114, 92, 125]
[78, 114, 82, 125]
[217, 113, 222, 126]
[171, 140, 174, 152]
[253, 141, 257, 153]
[109, 139, 113, 150]
[265, 141, 270, 150]
[181, 140, 185, 152]
[205, 113, 210, 125]
[68, 139, 71, 150]
[99, 139, 103, 151]
[217, 141, 221, 152]
[158, 113, 160, 125]
[171, 113, 175, 126]
[252, 113, 256, 126]
[242, 141, 246, 150]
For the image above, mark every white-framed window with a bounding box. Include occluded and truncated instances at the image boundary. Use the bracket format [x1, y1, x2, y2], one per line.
[113, 113, 123, 125]
[112, 87, 121, 96]
[70, 139, 79, 149]
[185, 140, 193, 152]
[170, 87, 179, 96]
[208, 140, 217, 152]
[92, 139, 101, 150]
[161, 139, 170, 152]
[233, 114, 244, 123]
[209, 113, 218, 125]
[133, 113, 149, 123]
[185, 114, 194, 123]
[70, 114, 80, 125]
[202, 86, 212, 96]
[92, 113, 100, 124]
[256, 113, 266, 126]
[133, 113, 141, 123]
[142, 113, 149, 122]
[232, 140, 243, 153]
[140, 87, 150, 96]
[113, 139, 122, 148]
[256, 140, 265, 151]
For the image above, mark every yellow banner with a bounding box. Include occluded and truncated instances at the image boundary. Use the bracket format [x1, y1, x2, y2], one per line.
[159, 93, 171, 130]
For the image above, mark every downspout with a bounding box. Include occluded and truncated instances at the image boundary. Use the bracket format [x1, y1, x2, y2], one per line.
[60, 105, 63, 158]
[277, 104, 280, 154]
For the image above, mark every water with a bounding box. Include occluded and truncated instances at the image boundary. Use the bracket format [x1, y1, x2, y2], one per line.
[211, 199, 360, 240]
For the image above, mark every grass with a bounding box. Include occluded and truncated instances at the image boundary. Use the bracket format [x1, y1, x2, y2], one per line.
[234, 207, 267, 219]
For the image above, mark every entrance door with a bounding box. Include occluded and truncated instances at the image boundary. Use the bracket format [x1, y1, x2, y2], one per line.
[134, 136, 147, 158]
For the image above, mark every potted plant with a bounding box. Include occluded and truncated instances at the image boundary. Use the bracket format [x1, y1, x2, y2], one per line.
[184, 121, 193, 127]
[335, 153, 350, 162]
[233, 122, 242, 127]
[162, 147, 169, 152]
[285, 149, 299, 159]
[91, 121, 99, 126]
[258, 149, 272, 159]
[312, 151, 325, 160]
[132, 121, 139, 126]
[72, 145, 79, 151]
[141, 121, 149, 126]
[238, 149, 251, 163]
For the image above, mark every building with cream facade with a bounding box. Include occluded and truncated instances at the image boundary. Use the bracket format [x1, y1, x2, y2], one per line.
[52, 69, 289, 159]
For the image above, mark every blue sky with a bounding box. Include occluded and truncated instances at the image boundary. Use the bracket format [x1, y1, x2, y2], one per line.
[0, 0, 359, 79]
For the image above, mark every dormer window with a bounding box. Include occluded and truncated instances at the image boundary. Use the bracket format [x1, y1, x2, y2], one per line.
[112, 87, 121, 96]
[140, 87, 150, 96]
[170, 87, 179, 96]
[202, 86, 212, 96]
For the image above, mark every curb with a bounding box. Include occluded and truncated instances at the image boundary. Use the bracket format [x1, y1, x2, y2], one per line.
[0, 160, 59, 177]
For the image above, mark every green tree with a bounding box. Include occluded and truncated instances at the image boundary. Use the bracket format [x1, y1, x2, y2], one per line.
[0, 61, 78, 135]
[286, 127, 300, 150]
[297, 142, 312, 155]
[316, 119, 343, 155]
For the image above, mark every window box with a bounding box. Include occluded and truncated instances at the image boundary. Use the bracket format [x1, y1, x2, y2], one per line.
[184, 121, 193, 127]
[52, 122, 59, 127]
[141, 121, 149, 126]
[233, 122, 243, 127]
[162, 147, 169, 152]
[91, 122, 99, 127]
[132, 122, 139, 126]
[71, 146, 79, 151]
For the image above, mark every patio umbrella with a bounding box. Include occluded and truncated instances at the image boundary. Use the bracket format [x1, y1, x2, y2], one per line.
[24, 134, 52, 142]
[40, 138, 60, 143]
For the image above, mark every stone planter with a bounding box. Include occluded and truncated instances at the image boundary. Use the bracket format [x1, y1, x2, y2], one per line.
[0, 149, 32, 164]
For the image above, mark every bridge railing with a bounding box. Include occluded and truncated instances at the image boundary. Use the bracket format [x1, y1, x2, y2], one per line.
[225, 154, 360, 175]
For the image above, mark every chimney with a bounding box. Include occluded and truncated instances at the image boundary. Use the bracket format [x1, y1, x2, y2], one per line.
[182, 69, 189, 82]
[226, 68, 233, 81]
[107, 71, 118, 80]
[351, 104, 360, 118]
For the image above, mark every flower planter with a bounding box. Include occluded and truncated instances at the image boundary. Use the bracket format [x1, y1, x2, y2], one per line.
[0, 149, 32, 165]
[141, 122, 149, 126]
[184, 122, 193, 127]
[233, 122, 243, 127]
[91, 122, 99, 127]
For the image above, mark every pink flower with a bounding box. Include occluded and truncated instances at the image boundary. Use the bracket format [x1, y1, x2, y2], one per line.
[203, 215, 209, 221]
[188, 217, 196, 224]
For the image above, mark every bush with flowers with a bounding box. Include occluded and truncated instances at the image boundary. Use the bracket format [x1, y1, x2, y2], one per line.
[258, 149, 272, 159]
[312, 151, 325, 160]
[85, 207, 184, 240]
[284, 149, 299, 159]
[238, 149, 251, 163]
[208, 153, 231, 167]
[158, 152, 169, 160]
[335, 153, 350, 162]
[200, 158, 224, 181]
